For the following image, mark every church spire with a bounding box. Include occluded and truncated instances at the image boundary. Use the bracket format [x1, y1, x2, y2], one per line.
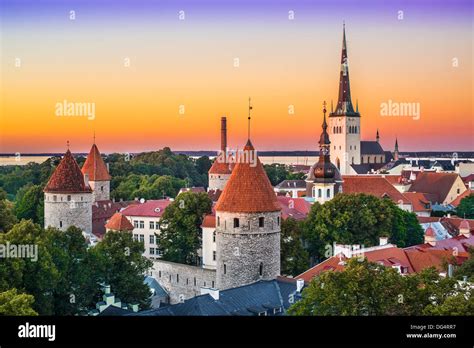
[331, 23, 358, 117]
[376, 129, 380, 143]
[394, 137, 399, 161]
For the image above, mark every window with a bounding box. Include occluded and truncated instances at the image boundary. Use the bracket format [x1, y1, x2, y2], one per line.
[158, 271, 161, 278]
[53, 195, 57, 202]
[176, 274, 179, 283]
[213, 231, 216, 242]
[150, 221, 155, 229]
[277, 217, 280, 226]
[155, 222, 160, 230]
[204, 281, 206, 287]
[457, 188, 460, 194]
[259, 217, 264, 228]
[213, 251, 216, 261]
[194, 277, 196, 286]
[186, 278, 189, 285]
[224, 264, 227, 274]
[139, 221, 144, 229]
[59, 221, 63, 228]
[67, 195, 71, 201]
[212, 281, 215, 288]
[133, 234, 138, 241]
[134, 221, 139, 228]
[318, 189, 322, 198]
[100, 186, 104, 192]
[139, 235, 144, 243]
[169, 275, 171, 282]
[327, 189, 331, 198]
[217, 216, 220, 226]
[156, 249, 163, 257]
[150, 235, 155, 244]
[259, 262, 263, 276]
[150, 248, 155, 255]
[233, 218, 239, 228]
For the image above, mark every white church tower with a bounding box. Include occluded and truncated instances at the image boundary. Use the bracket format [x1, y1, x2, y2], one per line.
[329, 24, 361, 175]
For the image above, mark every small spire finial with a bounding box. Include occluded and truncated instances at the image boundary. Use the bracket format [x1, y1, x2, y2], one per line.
[93, 131, 96, 145]
[322, 101, 327, 128]
[247, 97, 253, 140]
[66, 140, 70, 150]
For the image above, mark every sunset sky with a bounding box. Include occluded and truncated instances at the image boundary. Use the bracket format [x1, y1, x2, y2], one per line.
[1, 0, 472, 154]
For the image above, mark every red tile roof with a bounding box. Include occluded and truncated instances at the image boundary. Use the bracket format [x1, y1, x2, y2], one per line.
[179, 187, 206, 194]
[276, 196, 311, 221]
[208, 160, 232, 174]
[408, 172, 463, 203]
[342, 176, 410, 204]
[105, 212, 134, 231]
[44, 150, 92, 193]
[403, 192, 431, 212]
[416, 216, 440, 224]
[207, 189, 222, 202]
[201, 214, 216, 228]
[462, 174, 474, 183]
[121, 199, 172, 218]
[81, 144, 111, 181]
[215, 140, 281, 213]
[450, 189, 472, 207]
[405, 249, 469, 273]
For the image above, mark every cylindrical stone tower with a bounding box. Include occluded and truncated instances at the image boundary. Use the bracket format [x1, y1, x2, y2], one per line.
[44, 149, 93, 234]
[81, 143, 111, 202]
[215, 139, 281, 290]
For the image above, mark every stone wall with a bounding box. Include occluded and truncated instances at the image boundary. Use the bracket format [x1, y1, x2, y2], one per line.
[89, 180, 110, 201]
[216, 211, 281, 290]
[208, 173, 230, 191]
[151, 259, 216, 304]
[44, 192, 93, 234]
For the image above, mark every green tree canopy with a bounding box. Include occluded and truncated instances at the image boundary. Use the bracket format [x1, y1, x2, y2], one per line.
[280, 218, 309, 277]
[302, 193, 424, 261]
[0, 188, 17, 233]
[156, 192, 212, 265]
[456, 195, 474, 219]
[288, 258, 473, 316]
[14, 184, 44, 226]
[0, 288, 38, 316]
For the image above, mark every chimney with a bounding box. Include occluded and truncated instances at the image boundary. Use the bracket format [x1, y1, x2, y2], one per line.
[104, 284, 111, 295]
[221, 116, 227, 152]
[459, 220, 471, 238]
[200, 287, 220, 300]
[379, 236, 389, 246]
[448, 264, 454, 278]
[84, 173, 90, 187]
[296, 279, 305, 293]
[131, 303, 139, 312]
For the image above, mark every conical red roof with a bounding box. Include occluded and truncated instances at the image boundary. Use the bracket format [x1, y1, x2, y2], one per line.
[215, 140, 280, 213]
[81, 144, 111, 181]
[209, 160, 232, 174]
[105, 212, 134, 231]
[44, 150, 92, 193]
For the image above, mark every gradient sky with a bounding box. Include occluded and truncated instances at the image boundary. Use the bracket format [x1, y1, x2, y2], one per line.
[1, 0, 472, 153]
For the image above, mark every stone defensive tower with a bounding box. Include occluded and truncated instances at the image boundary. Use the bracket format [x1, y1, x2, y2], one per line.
[208, 116, 232, 191]
[215, 138, 281, 290]
[44, 148, 93, 234]
[81, 142, 111, 201]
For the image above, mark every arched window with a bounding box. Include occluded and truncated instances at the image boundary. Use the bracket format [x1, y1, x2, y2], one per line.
[318, 189, 322, 198]
[327, 189, 331, 198]
[259, 262, 263, 276]
[233, 218, 239, 228]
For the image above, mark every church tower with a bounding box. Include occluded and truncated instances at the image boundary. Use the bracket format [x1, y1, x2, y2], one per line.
[81, 140, 111, 202]
[215, 105, 281, 290]
[208, 117, 232, 191]
[329, 24, 361, 175]
[44, 146, 93, 234]
[306, 102, 341, 203]
[393, 138, 399, 161]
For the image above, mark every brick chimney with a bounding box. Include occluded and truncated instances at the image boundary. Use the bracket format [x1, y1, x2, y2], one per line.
[221, 116, 227, 152]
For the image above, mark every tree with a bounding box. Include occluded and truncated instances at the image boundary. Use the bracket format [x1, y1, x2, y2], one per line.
[196, 156, 212, 175]
[90, 231, 153, 309]
[14, 184, 44, 226]
[0, 289, 38, 316]
[454, 246, 474, 282]
[280, 218, 309, 276]
[456, 195, 474, 219]
[302, 194, 423, 262]
[0, 188, 17, 233]
[156, 192, 212, 265]
[288, 259, 472, 316]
